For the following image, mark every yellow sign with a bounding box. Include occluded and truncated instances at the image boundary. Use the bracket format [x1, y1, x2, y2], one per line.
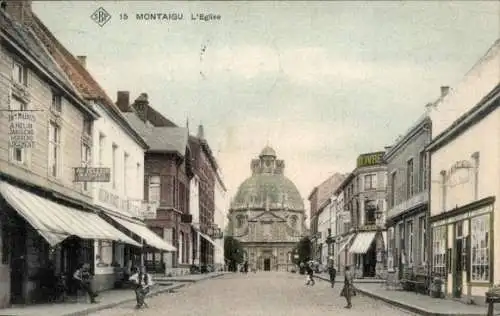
[356, 152, 384, 168]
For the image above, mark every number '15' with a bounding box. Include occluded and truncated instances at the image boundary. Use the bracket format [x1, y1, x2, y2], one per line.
[120, 13, 128, 20]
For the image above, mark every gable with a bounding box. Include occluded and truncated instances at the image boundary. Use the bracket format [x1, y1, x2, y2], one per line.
[248, 211, 285, 223]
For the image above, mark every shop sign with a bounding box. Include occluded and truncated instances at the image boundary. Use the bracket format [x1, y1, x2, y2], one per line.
[431, 204, 493, 228]
[356, 151, 385, 168]
[74, 167, 110, 182]
[9, 111, 36, 148]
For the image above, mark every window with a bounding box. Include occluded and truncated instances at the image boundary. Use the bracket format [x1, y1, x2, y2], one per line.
[364, 174, 376, 190]
[9, 97, 27, 163]
[390, 172, 397, 207]
[407, 220, 414, 265]
[83, 118, 91, 136]
[290, 216, 297, 230]
[123, 153, 129, 195]
[98, 134, 105, 166]
[472, 152, 480, 200]
[419, 216, 426, 264]
[148, 175, 161, 203]
[136, 163, 141, 185]
[418, 151, 428, 191]
[48, 122, 61, 177]
[12, 61, 27, 85]
[440, 170, 447, 213]
[432, 225, 447, 277]
[112, 144, 118, 189]
[81, 143, 91, 191]
[398, 222, 404, 255]
[406, 158, 414, 198]
[51, 92, 62, 113]
[471, 214, 490, 282]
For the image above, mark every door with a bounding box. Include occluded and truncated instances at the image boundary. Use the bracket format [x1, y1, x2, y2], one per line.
[9, 217, 26, 304]
[264, 258, 271, 271]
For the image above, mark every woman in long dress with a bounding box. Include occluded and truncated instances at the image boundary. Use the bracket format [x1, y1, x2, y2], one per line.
[340, 265, 354, 309]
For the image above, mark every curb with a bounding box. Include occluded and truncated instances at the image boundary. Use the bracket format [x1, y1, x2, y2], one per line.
[315, 275, 483, 316]
[61, 283, 186, 316]
[154, 272, 226, 283]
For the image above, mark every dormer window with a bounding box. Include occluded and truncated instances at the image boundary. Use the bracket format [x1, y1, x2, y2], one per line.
[12, 61, 27, 86]
[51, 92, 62, 113]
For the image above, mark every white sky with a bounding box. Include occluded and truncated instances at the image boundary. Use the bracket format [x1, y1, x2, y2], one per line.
[33, 1, 500, 217]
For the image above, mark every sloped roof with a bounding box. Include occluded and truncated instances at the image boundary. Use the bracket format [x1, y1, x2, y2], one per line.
[29, 14, 147, 149]
[0, 10, 94, 116]
[123, 113, 188, 155]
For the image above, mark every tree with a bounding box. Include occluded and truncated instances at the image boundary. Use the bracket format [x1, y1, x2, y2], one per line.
[296, 236, 312, 264]
[224, 236, 244, 272]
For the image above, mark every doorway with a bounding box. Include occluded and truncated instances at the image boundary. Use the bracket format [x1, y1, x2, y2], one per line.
[264, 258, 271, 271]
[9, 215, 27, 304]
[363, 240, 377, 277]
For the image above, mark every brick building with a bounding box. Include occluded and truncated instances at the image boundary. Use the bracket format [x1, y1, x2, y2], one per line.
[119, 92, 193, 275]
[384, 113, 431, 280]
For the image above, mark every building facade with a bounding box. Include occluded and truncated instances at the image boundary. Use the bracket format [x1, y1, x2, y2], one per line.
[213, 169, 228, 270]
[338, 152, 388, 278]
[384, 114, 431, 280]
[428, 40, 500, 302]
[120, 93, 191, 275]
[308, 173, 346, 264]
[188, 128, 221, 269]
[0, 3, 139, 306]
[227, 147, 306, 271]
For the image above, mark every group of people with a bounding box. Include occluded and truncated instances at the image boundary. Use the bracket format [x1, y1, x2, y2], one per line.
[73, 263, 154, 309]
[300, 261, 354, 309]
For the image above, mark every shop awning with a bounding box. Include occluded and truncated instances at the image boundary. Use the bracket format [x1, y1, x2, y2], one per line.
[0, 181, 141, 247]
[108, 215, 176, 252]
[349, 232, 377, 254]
[337, 234, 355, 254]
[195, 229, 223, 252]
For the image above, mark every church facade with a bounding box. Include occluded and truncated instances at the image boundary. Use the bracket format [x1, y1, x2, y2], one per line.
[227, 147, 307, 271]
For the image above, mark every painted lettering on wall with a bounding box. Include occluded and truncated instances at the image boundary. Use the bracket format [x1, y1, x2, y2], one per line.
[356, 152, 384, 168]
[9, 112, 36, 148]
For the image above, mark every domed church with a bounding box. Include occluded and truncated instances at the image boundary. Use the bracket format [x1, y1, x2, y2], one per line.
[227, 146, 307, 271]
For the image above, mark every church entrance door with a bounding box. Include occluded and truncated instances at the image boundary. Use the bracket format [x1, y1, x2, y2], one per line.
[264, 258, 271, 271]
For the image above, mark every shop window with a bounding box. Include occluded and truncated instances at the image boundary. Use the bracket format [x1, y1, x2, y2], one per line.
[407, 220, 414, 265]
[471, 214, 490, 282]
[1, 224, 9, 265]
[419, 216, 426, 264]
[432, 225, 447, 277]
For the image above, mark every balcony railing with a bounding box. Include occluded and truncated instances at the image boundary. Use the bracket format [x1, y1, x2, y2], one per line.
[387, 190, 429, 220]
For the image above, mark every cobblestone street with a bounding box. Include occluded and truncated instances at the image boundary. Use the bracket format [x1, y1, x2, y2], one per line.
[89, 273, 415, 316]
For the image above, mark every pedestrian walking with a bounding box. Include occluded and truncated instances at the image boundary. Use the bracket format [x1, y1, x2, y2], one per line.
[305, 261, 315, 286]
[244, 261, 248, 274]
[73, 263, 98, 304]
[129, 266, 154, 309]
[340, 265, 355, 309]
[328, 265, 337, 288]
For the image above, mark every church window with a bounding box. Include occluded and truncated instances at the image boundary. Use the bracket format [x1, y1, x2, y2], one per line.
[290, 216, 297, 229]
[236, 215, 244, 228]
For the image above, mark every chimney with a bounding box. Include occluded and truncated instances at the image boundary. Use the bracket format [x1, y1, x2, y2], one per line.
[132, 93, 149, 122]
[116, 91, 131, 112]
[197, 124, 205, 139]
[76, 56, 87, 68]
[440, 86, 450, 97]
[5, 0, 32, 25]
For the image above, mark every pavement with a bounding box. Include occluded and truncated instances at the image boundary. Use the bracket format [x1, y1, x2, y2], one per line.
[0, 272, 225, 316]
[315, 273, 490, 316]
[153, 272, 226, 284]
[87, 272, 416, 316]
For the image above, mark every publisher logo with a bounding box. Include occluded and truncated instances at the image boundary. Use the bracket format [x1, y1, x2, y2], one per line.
[91, 7, 111, 27]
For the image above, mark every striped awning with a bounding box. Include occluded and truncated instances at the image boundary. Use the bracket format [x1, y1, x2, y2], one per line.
[337, 234, 355, 254]
[349, 232, 377, 254]
[108, 214, 177, 252]
[0, 181, 141, 247]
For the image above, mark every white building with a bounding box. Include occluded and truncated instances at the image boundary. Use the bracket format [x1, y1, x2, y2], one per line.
[214, 169, 228, 270]
[428, 39, 500, 302]
[317, 201, 331, 265]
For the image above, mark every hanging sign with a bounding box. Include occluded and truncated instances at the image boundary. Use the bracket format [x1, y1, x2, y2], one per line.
[9, 111, 36, 148]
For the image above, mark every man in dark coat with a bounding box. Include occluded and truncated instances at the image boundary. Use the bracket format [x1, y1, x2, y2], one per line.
[340, 265, 354, 308]
[328, 265, 337, 288]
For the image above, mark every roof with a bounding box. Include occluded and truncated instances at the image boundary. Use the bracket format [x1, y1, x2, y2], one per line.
[123, 112, 188, 156]
[0, 10, 96, 117]
[29, 14, 148, 149]
[260, 146, 277, 157]
[384, 113, 431, 161]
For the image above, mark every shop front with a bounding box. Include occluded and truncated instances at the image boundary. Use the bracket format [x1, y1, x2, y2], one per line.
[0, 181, 141, 306]
[349, 230, 386, 278]
[430, 197, 494, 302]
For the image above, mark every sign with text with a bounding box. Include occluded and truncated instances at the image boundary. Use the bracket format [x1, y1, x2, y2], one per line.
[356, 151, 385, 168]
[74, 167, 110, 182]
[9, 111, 36, 148]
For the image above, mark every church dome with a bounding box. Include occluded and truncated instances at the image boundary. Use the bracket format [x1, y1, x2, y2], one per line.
[231, 146, 304, 211]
